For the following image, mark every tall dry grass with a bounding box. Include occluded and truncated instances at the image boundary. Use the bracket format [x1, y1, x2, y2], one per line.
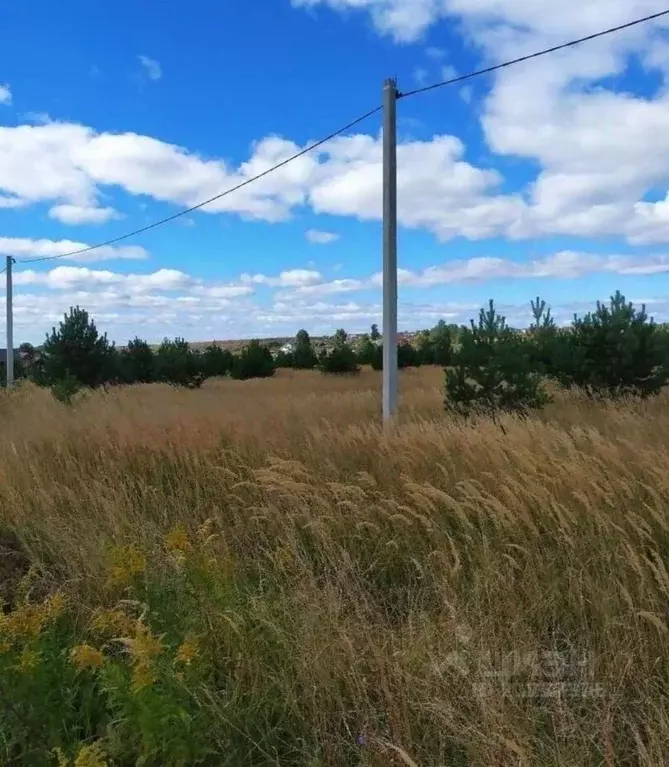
[2, 367, 669, 765]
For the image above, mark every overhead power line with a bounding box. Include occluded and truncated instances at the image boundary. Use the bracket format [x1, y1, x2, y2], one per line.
[19, 105, 382, 265]
[400, 9, 669, 99]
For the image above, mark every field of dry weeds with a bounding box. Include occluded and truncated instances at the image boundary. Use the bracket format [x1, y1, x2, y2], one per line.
[1, 367, 669, 765]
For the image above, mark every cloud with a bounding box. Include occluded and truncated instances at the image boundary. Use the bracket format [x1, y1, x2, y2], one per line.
[0, 84, 12, 105]
[241, 268, 324, 287]
[0, 236, 148, 262]
[291, 0, 446, 41]
[0, 196, 28, 209]
[275, 250, 669, 300]
[305, 228, 340, 244]
[48, 204, 121, 225]
[138, 55, 162, 81]
[0, 122, 318, 223]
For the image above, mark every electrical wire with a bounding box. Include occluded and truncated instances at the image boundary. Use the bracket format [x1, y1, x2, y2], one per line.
[16, 9, 669, 264]
[19, 105, 382, 265]
[400, 9, 669, 99]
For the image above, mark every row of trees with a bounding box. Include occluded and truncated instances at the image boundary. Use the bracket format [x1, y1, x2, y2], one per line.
[9, 308, 458, 402]
[8, 292, 669, 413]
[445, 291, 669, 421]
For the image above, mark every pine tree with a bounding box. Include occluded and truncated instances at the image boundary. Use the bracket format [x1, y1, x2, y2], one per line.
[38, 306, 118, 389]
[120, 338, 156, 384]
[231, 340, 275, 380]
[202, 345, 234, 377]
[319, 329, 359, 374]
[154, 338, 205, 388]
[527, 296, 559, 377]
[445, 300, 549, 421]
[558, 291, 669, 398]
[292, 330, 317, 370]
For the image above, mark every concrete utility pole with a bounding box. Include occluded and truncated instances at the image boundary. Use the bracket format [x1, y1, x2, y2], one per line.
[382, 78, 399, 423]
[5, 255, 13, 388]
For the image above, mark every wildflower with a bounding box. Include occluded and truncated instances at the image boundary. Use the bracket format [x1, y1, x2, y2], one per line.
[74, 741, 107, 767]
[70, 644, 105, 671]
[117, 624, 163, 693]
[0, 592, 66, 642]
[88, 607, 135, 638]
[42, 592, 68, 621]
[52, 747, 69, 767]
[15, 646, 41, 673]
[131, 662, 155, 692]
[106, 545, 147, 588]
[165, 525, 192, 556]
[175, 638, 199, 666]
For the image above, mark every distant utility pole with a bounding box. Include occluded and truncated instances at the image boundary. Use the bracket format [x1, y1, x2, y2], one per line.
[6, 255, 14, 388]
[382, 78, 398, 423]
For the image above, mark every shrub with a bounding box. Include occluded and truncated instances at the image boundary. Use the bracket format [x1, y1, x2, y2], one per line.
[154, 338, 205, 389]
[201, 345, 234, 378]
[231, 340, 275, 380]
[445, 300, 550, 421]
[319, 330, 359, 375]
[120, 338, 156, 384]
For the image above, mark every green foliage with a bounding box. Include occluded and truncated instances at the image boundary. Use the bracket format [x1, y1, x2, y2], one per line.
[155, 338, 206, 389]
[201, 345, 234, 378]
[445, 300, 550, 421]
[120, 338, 156, 384]
[369, 341, 420, 370]
[37, 306, 118, 389]
[356, 334, 377, 366]
[526, 296, 560, 378]
[292, 330, 317, 370]
[50, 371, 83, 406]
[318, 331, 360, 375]
[414, 321, 453, 366]
[231, 340, 275, 380]
[274, 349, 294, 368]
[429, 320, 453, 366]
[557, 291, 669, 398]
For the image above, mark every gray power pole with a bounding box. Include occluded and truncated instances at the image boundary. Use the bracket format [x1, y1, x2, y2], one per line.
[5, 255, 13, 388]
[382, 78, 398, 422]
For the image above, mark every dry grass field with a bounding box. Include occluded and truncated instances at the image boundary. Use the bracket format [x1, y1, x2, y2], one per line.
[1, 367, 669, 765]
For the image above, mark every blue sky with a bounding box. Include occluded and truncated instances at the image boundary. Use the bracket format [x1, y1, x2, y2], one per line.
[1, 0, 669, 344]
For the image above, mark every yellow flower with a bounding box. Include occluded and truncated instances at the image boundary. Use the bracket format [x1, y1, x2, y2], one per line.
[131, 662, 155, 692]
[88, 608, 136, 638]
[106, 545, 147, 588]
[165, 525, 192, 556]
[70, 644, 105, 671]
[175, 638, 199, 666]
[15, 646, 41, 673]
[0, 592, 66, 642]
[117, 624, 164, 693]
[74, 741, 107, 767]
[42, 592, 68, 621]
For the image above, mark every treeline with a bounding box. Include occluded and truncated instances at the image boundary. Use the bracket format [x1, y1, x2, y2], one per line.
[7, 292, 669, 412]
[6, 308, 457, 404]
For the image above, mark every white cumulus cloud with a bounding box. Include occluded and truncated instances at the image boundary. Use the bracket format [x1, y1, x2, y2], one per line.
[48, 204, 121, 225]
